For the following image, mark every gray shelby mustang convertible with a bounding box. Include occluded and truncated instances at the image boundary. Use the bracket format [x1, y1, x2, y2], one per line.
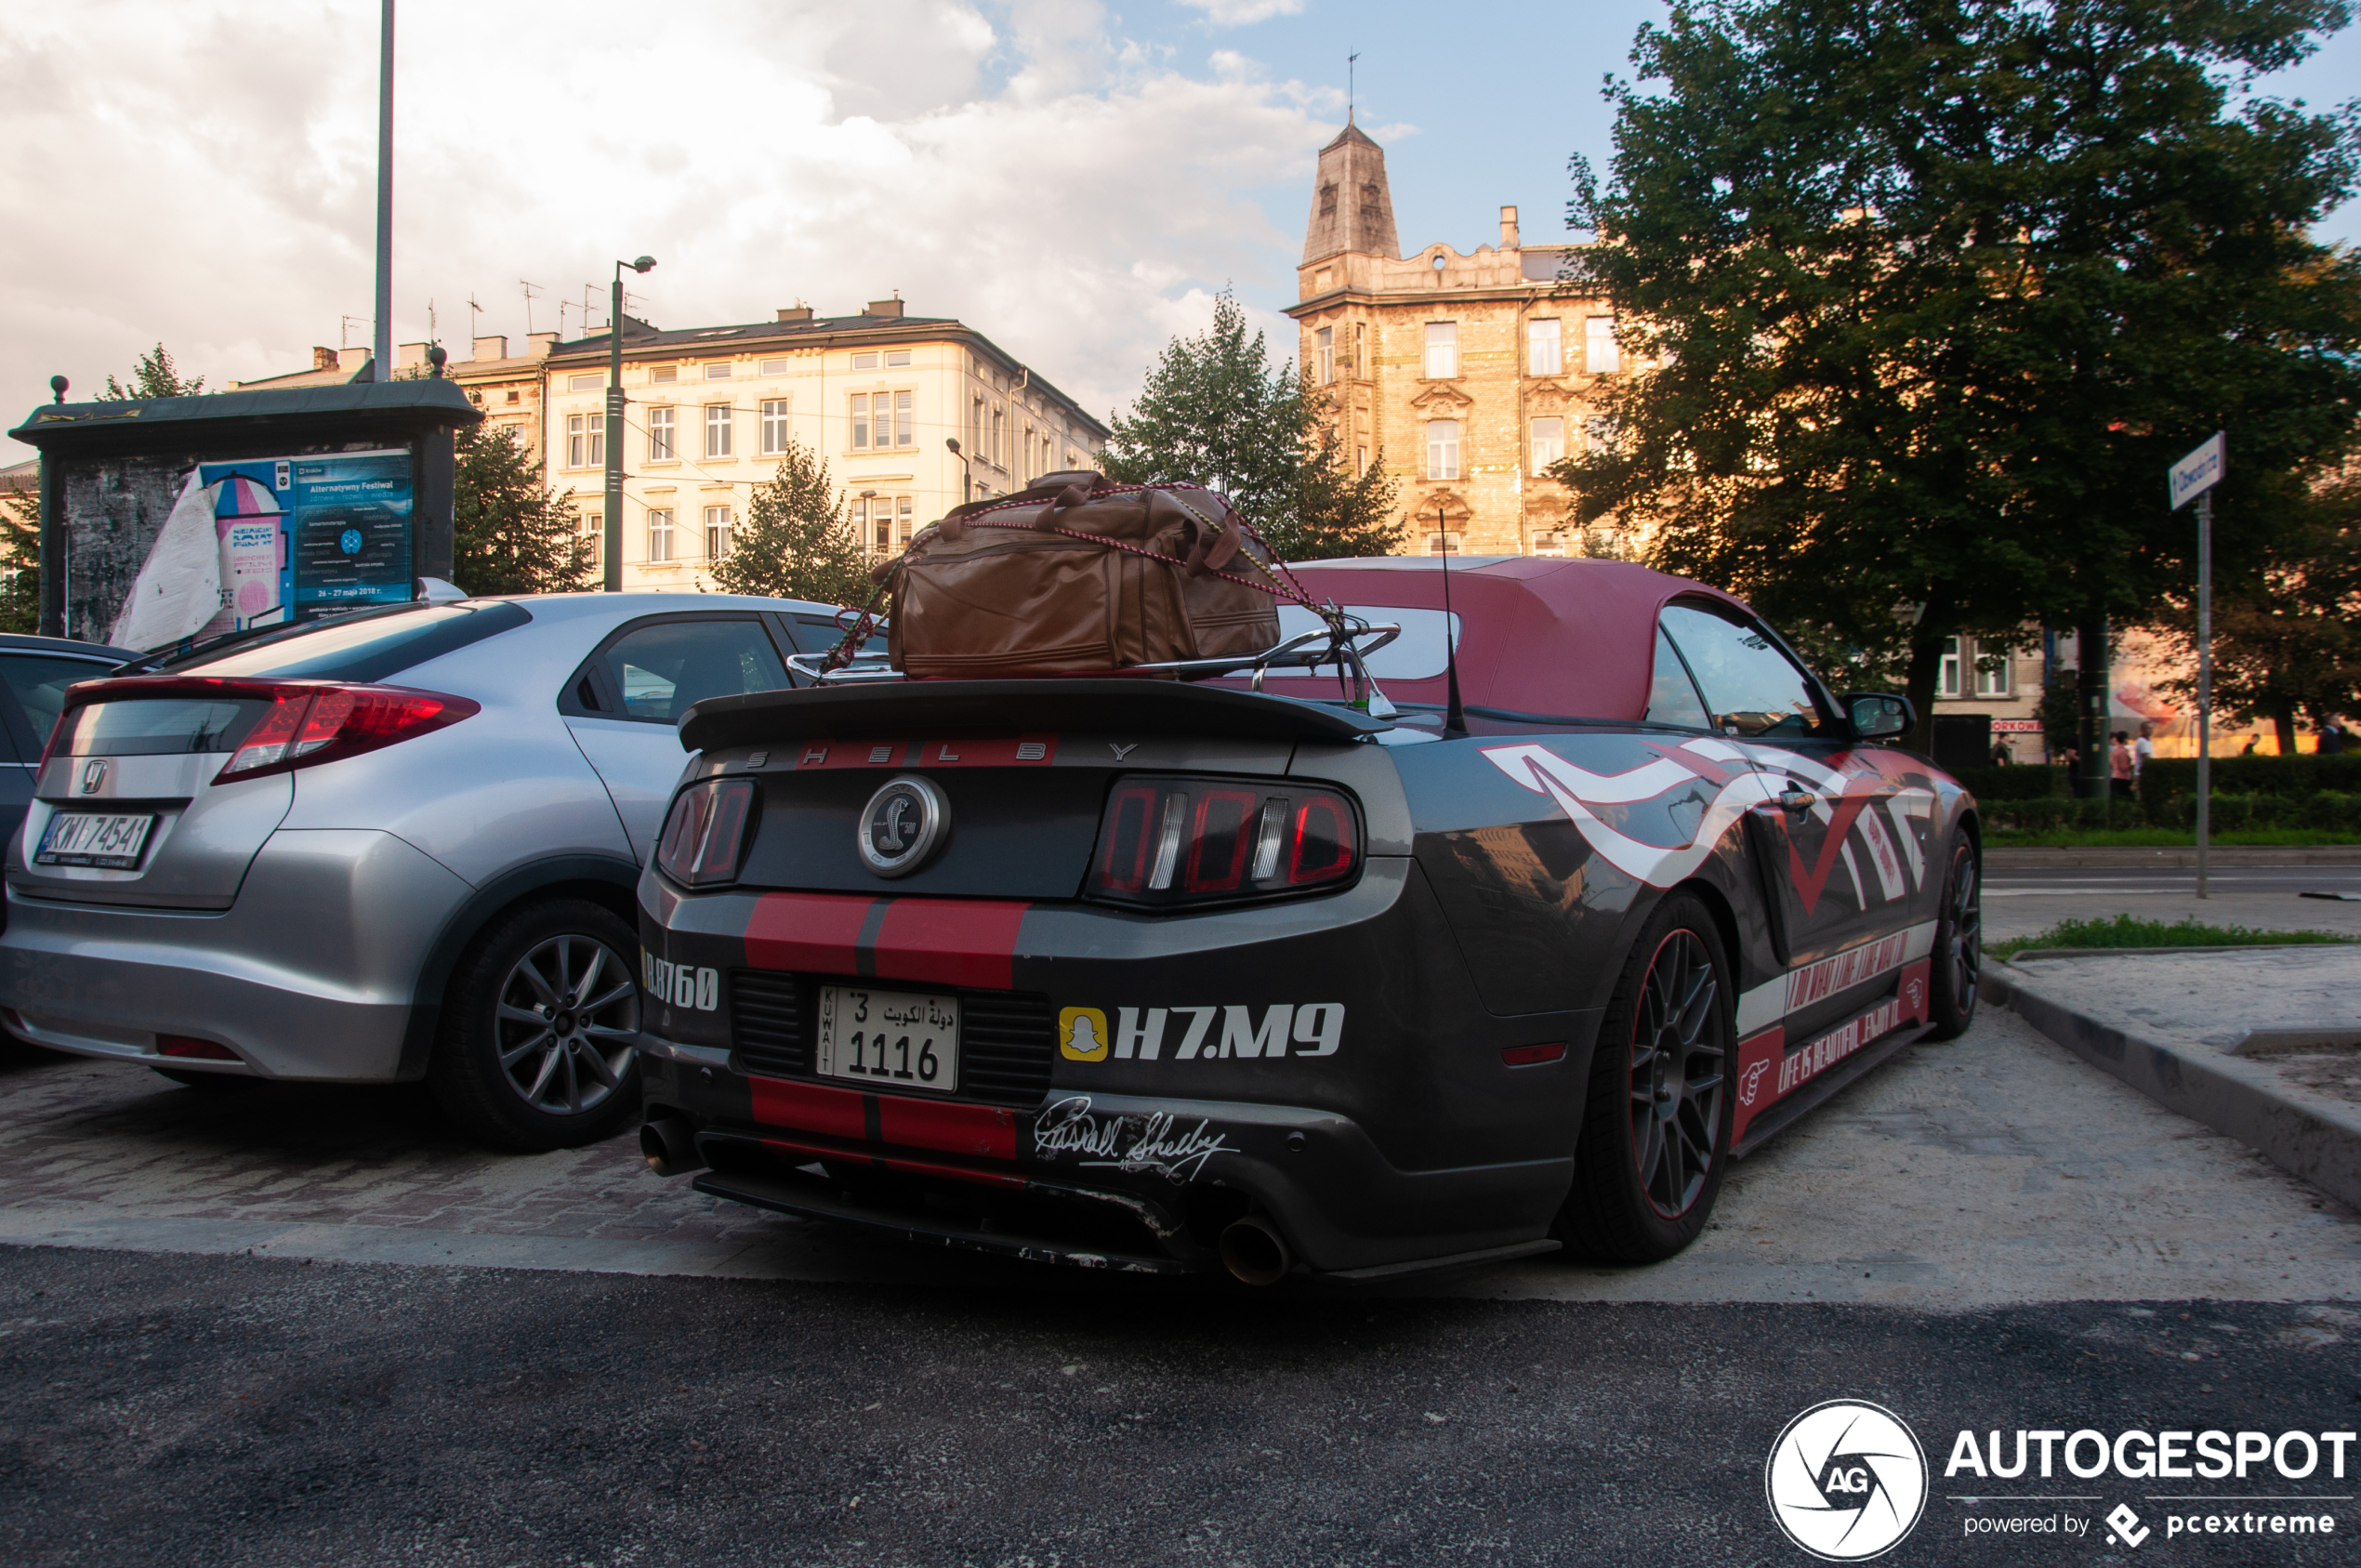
[629, 555, 1981, 1283]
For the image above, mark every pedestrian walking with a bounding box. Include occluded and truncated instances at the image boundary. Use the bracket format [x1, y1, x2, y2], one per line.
[1992, 738, 2013, 766]
[2110, 731, 2134, 786]
[2134, 720, 2156, 778]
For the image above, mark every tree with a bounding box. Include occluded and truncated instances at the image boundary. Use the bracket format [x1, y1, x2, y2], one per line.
[1556, 0, 2361, 753]
[100, 343, 205, 401]
[0, 488, 39, 635]
[1104, 292, 1403, 560]
[710, 437, 873, 606]
[2149, 475, 2361, 752]
[451, 425, 595, 596]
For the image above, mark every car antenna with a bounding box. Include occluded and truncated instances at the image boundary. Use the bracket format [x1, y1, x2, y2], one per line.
[1438, 505, 1468, 738]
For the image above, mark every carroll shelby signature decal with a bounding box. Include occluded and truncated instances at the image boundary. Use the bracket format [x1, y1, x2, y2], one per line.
[1035, 1096, 1232, 1182]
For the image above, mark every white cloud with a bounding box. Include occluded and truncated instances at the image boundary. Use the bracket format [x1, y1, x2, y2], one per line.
[1173, 0, 1307, 25]
[0, 0, 1332, 450]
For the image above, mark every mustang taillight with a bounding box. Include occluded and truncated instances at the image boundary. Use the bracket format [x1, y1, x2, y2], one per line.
[1088, 775, 1359, 908]
[656, 778, 758, 888]
[216, 683, 478, 783]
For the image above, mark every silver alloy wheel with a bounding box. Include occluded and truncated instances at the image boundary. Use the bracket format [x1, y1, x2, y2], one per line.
[495, 933, 640, 1116]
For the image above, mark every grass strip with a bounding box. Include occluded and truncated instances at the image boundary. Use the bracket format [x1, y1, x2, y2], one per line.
[1988, 913, 2360, 960]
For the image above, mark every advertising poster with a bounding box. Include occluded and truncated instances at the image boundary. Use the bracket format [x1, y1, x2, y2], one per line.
[194, 457, 295, 632]
[291, 448, 414, 612]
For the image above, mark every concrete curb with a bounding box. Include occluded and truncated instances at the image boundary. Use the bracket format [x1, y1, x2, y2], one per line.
[1985, 964, 2361, 1212]
[1985, 846, 2361, 868]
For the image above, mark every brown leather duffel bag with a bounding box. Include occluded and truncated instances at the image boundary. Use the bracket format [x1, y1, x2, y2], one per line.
[875, 471, 1294, 679]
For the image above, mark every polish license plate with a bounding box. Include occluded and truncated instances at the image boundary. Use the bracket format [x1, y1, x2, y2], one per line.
[814, 985, 959, 1094]
[35, 811, 157, 870]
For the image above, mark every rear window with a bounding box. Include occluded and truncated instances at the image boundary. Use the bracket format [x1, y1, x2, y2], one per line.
[0, 653, 121, 747]
[172, 601, 532, 682]
[1260, 604, 1462, 681]
[55, 695, 272, 757]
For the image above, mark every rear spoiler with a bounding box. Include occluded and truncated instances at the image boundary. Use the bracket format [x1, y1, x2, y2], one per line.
[679, 679, 1389, 754]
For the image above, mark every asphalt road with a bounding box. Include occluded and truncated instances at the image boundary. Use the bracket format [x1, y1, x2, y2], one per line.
[1981, 862, 2361, 943]
[5, 1245, 2358, 1568]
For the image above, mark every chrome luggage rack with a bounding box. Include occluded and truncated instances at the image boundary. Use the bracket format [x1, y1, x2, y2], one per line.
[785, 614, 1404, 717]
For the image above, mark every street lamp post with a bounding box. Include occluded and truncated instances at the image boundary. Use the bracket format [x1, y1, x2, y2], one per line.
[605, 255, 657, 592]
[945, 438, 970, 505]
[860, 489, 878, 559]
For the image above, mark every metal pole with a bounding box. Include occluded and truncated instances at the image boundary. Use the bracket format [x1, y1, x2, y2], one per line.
[373, 0, 393, 378]
[2196, 490, 2214, 899]
[605, 269, 625, 592]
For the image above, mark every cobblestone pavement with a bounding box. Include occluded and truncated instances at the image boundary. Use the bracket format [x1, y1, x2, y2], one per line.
[3, 1004, 2356, 1307]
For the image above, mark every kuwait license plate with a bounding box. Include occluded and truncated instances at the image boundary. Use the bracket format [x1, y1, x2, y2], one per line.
[814, 984, 959, 1094]
[35, 811, 157, 870]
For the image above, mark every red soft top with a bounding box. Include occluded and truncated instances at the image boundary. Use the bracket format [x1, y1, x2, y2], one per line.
[1262, 556, 1754, 721]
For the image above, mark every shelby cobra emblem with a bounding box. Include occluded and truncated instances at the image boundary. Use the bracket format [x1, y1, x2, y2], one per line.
[857, 774, 950, 877]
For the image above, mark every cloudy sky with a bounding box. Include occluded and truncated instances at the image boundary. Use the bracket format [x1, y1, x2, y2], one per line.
[5, 0, 2359, 460]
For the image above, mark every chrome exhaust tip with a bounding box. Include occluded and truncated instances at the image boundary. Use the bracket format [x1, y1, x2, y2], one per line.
[1218, 1215, 1292, 1286]
[640, 1115, 704, 1177]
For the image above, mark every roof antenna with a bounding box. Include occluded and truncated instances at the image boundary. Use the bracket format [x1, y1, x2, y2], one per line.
[1348, 51, 1358, 123]
[1438, 504, 1467, 738]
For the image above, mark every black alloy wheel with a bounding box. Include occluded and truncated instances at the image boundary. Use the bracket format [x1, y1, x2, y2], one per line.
[1628, 929, 1725, 1219]
[429, 897, 645, 1150]
[1925, 830, 1982, 1040]
[1558, 890, 1737, 1263]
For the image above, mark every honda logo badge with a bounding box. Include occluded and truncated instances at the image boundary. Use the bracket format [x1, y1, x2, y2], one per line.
[78, 758, 108, 796]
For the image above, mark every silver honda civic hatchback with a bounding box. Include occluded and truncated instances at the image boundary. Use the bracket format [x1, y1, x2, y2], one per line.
[0, 592, 858, 1149]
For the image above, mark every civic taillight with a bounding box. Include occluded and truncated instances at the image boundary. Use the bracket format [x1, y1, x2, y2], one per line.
[216, 683, 479, 783]
[656, 778, 758, 888]
[1087, 775, 1359, 908]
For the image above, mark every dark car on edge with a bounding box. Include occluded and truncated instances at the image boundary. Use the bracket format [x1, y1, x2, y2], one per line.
[627, 556, 1982, 1284]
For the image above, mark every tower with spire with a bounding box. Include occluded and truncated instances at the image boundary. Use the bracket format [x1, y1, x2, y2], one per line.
[1286, 117, 1624, 560]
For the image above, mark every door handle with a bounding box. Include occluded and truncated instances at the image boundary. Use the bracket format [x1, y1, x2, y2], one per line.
[1776, 788, 1816, 813]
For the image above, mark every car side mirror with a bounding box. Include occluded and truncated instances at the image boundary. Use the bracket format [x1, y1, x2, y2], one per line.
[1844, 692, 1913, 741]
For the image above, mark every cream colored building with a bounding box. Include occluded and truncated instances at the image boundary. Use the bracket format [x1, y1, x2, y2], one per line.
[1286, 119, 1629, 556]
[536, 299, 1106, 592]
[450, 334, 559, 461]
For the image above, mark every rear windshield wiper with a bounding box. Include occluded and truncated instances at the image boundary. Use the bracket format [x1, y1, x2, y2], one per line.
[110, 608, 376, 676]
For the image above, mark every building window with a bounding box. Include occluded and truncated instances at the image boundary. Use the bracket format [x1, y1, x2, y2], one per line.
[705, 403, 732, 458]
[851, 394, 872, 450]
[1317, 327, 1335, 385]
[504, 389, 521, 404]
[852, 351, 878, 370]
[1938, 637, 1963, 699]
[898, 494, 914, 545]
[993, 405, 1006, 468]
[1426, 419, 1460, 481]
[1529, 318, 1563, 376]
[647, 508, 676, 563]
[1973, 639, 2013, 698]
[579, 510, 602, 567]
[1585, 415, 1616, 454]
[893, 389, 914, 448]
[1531, 530, 1567, 558]
[1424, 322, 1458, 379]
[647, 406, 675, 462]
[567, 412, 602, 468]
[652, 366, 678, 384]
[969, 396, 984, 459]
[886, 349, 912, 368]
[705, 362, 732, 379]
[1356, 446, 1367, 476]
[1427, 530, 1464, 555]
[760, 399, 790, 455]
[704, 505, 734, 559]
[1584, 316, 1619, 375]
[1531, 416, 1565, 475]
[567, 372, 602, 392]
[760, 358, 790, 376]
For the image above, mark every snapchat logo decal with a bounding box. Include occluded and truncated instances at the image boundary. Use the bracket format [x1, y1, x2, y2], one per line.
[1059, 1007, 1110, 1061]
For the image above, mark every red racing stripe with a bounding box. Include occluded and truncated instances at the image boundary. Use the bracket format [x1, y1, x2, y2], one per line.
[877, 1095, 1019, 1160]
[749, 1075, 866, 1141]
[745, 891, 875, 973]
[872, 898, 1030, 989]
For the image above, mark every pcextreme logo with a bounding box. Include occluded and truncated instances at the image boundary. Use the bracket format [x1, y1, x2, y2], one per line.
[1765, 1400, 1929, 1561]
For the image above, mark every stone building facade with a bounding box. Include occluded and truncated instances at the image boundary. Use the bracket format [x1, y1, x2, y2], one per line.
[1285, 118, 1625, 557]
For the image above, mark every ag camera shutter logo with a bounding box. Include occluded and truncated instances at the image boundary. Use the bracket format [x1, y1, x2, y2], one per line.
[1764, 1400, 1928, 1561]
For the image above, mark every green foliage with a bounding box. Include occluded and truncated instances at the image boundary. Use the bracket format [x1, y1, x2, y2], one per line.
[2138, 751, 2361, 802]
[1990, 913, 2354, 958]
[451, 425, 594, 597]
[1949, 763, 2067, 801]
[100, 343, 205, 401]
[710, 438, 873, 607]
[0, 488, 38, 635]
[1103, 292, 1403, 560]
[1558, 0, 2361, 749]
